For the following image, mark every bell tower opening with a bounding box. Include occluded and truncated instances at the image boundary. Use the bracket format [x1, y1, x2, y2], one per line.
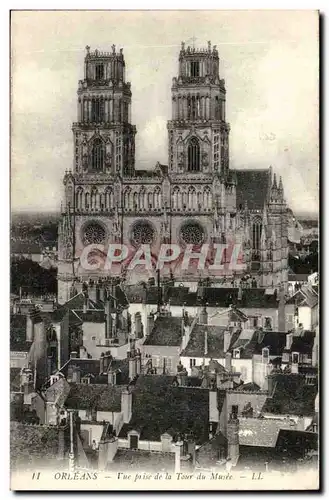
[187, 137, 200, 172]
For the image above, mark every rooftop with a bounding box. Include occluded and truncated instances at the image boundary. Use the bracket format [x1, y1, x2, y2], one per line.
[263, 374, 318, 416]
[144, 315, 185, 346]
[64, 383, 125, 412]
[119, 375, 210, 443]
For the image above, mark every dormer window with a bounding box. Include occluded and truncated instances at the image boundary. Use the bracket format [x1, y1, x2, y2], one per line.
[82, 376, 91, 385]
[233, 349, 240, 359]
[264, 317, 272, 330]
[190, 61, 200, 77]
[292, 352, 299, 364]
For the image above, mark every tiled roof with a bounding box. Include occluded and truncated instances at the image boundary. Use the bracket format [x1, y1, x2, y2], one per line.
[276, 429, 318, 452]
[123, 284, 146, 304]
[286, 287, 318, 308]
[64, 383, 124, 412]
[196, 432, 227, 468]
[180, 325, 227, 358]
[119, 375, 210, 443]
[167, 286, 199, 307]
[10, 314, 32, 352]
[290, 331, 316, 354]
[251, 331, 288, 356]
[235, 382, 261, 392]
[144, 315, 184, 346]
[234, 168, 271, 211]
[263, 374, 318, 416]
[110, 449, 175, 473]
[45, 377, 71, 407]
[239, 418, 295, 447]
[10, 368, 21, 392]
[10, 422, 69, 470]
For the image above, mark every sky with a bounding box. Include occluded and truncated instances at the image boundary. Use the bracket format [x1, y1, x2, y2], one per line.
[11, 10, 319, 214]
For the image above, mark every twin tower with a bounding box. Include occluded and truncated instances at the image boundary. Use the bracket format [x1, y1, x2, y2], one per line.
[58, 41, 288, 304]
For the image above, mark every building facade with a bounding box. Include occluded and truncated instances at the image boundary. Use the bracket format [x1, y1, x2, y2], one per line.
[58, 42, 289, 304]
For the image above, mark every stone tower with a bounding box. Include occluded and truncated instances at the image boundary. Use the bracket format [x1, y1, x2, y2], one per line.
[57, 42, 289, 305]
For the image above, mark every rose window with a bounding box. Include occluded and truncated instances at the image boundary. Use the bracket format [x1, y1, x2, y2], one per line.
[180, 221, 205, 245]
[131, 221, 155, 246]
[82, 223, 106, 245]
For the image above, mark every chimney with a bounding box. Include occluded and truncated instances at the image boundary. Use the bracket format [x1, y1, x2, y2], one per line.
[99, 286, 105, 303]
[209, 389, 219, 423]
[108, 369, 116, 386]
[225, 352, 232, 372]
[26, 312, 35, 342]
[227, 413, 239, 463]
[105, 299, 113, 339]
[204, 329, 208, 357]
[278, 286, 286, 331]
[161, 433, 173, 453]
[72, 365, 81, 383]
[177, 368, 188, 387]
[129, 355, 137, 381]
[136, 351, 141, 375]
[187, 434, 196, 467]
[264, 374, 275, 394]
[83, 292, 89, 314]
[291, 362, 299, 374]
[89, 283, 97, 303]
[134, 312, 142, 338]
[121, 388, 132, 423]
[70, 351, 78, 359]
[147, 312, 155, 337]
[199, 305, 208, 324]
[174, 439, 183, 474]
[100, 353, 105, 374]
[285, 333, 293, 350]
[223, 330, 231, 353]
[238, 284, 243, 302]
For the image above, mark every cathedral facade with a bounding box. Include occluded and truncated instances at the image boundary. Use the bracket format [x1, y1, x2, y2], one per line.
[58, 42, 289, 304]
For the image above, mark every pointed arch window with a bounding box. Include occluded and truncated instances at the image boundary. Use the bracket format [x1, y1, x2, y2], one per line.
[203, 187, 212, 210]
[154, 187, 161, 209]
[172, 187, 180, 210]
[123, 188, 131, 209]
[91, 138, 104, 172]
[188, 186, 196, 210]
[252, 218, 262, 250]
[188, 137, 200, 172]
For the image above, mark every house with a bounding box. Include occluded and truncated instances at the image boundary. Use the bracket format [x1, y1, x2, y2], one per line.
[10, 314, 32, 368]
[286, 284, 318, 331]
[142, 309, 196, 375]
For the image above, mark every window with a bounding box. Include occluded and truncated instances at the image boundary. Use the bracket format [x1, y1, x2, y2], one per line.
[292, 352, 299, 364]
[130, 434, 138, 450]
[231, 405, 239, 417]
[250, 316, 258, 328]
[95, 63, 104, 80]
[252, 219, 262, 250]
[213, 132, 220, 170]
[91, 99, 104, 122]
[233, 349, 240, 359]
[189, 358, 196, 368]
[91, 138, 104, 171]
[188, 137, 200, 172]
[264, 317, 273, 330]
[190, 61, 200, 77]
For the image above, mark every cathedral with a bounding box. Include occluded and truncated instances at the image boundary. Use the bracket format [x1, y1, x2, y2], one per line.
[58, 41, 289, 304]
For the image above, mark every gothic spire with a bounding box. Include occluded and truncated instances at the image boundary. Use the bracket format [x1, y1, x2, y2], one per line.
[272, 172, 277, 190]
